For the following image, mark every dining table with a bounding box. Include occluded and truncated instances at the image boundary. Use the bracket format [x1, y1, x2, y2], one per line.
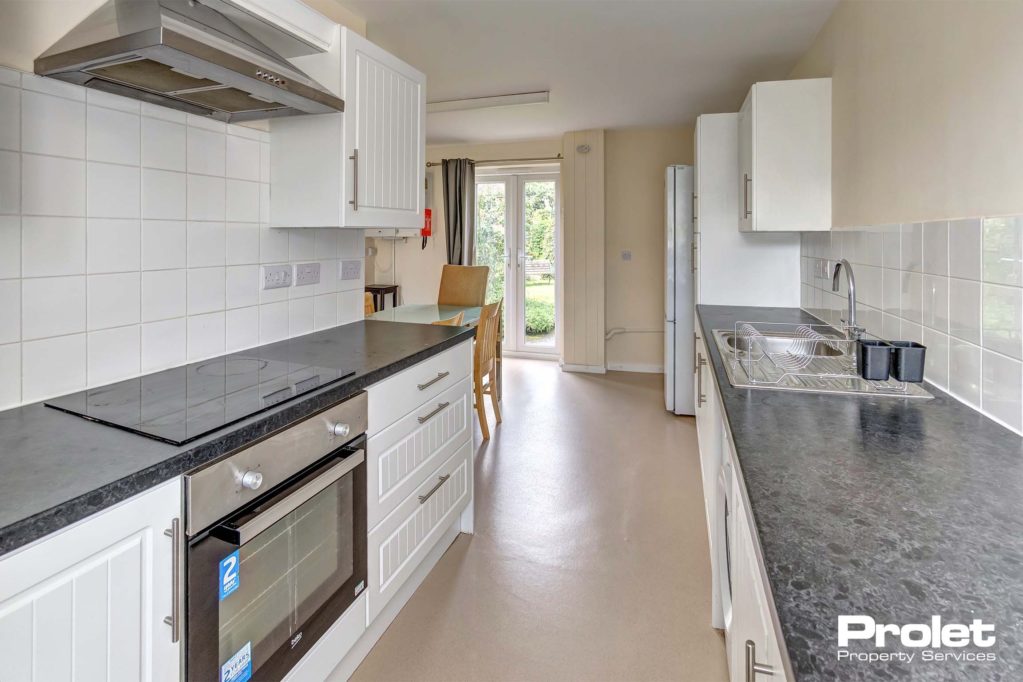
[367, 303, 482, 326]
[367, 303, 500, 399]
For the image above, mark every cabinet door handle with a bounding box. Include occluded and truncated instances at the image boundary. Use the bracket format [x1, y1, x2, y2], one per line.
[743, 173, 752, 219]
[348, 148, 359, 211]
[418, 474, 450, 503]
[745, 640, 775, 680]
[693, 332, 699, 374]
[697, 354, 707, 407]
[417, 371, 449, 391]
[418, 401, 450, 423]
[163, 518, 181, 643]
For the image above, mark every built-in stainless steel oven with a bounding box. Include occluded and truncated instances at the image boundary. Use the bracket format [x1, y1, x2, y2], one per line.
[184, 392, 368, 682]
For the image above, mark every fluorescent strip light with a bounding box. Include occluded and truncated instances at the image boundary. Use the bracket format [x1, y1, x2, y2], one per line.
[426, 91, 549, 114]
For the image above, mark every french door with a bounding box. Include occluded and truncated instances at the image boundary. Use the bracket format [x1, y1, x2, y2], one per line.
[475, 170, 560, 357]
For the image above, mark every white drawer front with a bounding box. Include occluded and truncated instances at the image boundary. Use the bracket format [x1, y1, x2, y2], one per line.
[367, 441, 472, 623]
[368, 378, 472, 529]
[367, 341, 472, 435]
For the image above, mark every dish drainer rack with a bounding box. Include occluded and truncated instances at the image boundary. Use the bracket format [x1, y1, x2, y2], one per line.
[715, 321, 932, 398]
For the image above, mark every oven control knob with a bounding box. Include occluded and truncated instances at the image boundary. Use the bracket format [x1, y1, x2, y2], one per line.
[240, 471, 263, 490]
[331, 423, 351, 438]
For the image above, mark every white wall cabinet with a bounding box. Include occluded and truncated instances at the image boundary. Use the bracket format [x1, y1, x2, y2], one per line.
[0, 479, 182, 682]
[342, 30, 426, 229]
[694, 114, 802, 307]
[738, 78, 831, 232]
[272, 28, 426, 229]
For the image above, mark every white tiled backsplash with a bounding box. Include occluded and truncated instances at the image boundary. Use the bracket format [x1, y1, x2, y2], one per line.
[801, 218, 1023, 434]
[0, 67, 366, 408]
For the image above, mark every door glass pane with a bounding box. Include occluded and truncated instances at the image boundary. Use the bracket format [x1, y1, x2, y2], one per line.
[522, 180, 556, 347]
[475, 182, 507, 306]
[219, 475, 353, 677]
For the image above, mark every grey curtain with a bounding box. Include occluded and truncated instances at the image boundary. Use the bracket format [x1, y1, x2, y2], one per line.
[441, 158, 476, 265]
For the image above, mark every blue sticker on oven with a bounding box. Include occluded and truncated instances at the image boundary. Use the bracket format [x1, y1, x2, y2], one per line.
[219, 550, 240, 600]
[221, 641, 252, 682]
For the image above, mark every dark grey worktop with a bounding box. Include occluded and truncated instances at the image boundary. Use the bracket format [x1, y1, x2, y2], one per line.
[697, 305, 1023, 681]
[0, 321, 474, 556]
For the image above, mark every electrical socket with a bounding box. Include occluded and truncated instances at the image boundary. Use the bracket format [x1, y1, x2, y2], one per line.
[295, 262, 321, 286]
[340, 260, 362, 281]
[262, 264, 292, 290]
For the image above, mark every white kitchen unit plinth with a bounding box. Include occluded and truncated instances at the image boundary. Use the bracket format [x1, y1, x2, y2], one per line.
[738, 78, 831, 232]
[0, 480, 182, 682]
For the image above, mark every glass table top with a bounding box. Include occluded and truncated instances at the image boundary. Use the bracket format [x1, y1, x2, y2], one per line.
[367, 304, 481, 326]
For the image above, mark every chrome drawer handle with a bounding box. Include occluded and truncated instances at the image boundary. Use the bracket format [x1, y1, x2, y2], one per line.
[163, 518, 180, 643]
[418, 474, 450, 504]
[417, 371, 449, 391]
[418, 401, 450, 423]
[745, 640, 775, 680]
[696, 354, 707, 407]
[743, 173, 752, 219]
[348, 148, 359, 211]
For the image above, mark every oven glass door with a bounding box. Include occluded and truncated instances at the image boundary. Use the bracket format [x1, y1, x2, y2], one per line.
[188, 443, 366, 682]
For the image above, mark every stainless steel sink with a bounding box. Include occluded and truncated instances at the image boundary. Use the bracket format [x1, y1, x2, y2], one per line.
[718, 330, 845, 358]
[711, 327, 932, 399]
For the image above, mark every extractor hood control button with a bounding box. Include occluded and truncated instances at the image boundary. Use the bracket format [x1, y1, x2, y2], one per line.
[240, 471, 264, 490]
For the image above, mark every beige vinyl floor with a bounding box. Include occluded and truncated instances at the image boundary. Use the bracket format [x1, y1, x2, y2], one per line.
[351, 358, 728, 682]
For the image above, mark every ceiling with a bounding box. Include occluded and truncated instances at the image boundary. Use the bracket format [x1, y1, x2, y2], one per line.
[341, 0, 838, 144]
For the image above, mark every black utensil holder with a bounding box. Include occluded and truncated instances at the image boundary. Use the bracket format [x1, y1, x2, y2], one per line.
[890, 341, 926, 382]
[857, 340, 892, 381]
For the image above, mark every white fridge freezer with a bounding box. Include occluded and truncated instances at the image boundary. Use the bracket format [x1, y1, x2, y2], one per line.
[664, 165, 695, 415]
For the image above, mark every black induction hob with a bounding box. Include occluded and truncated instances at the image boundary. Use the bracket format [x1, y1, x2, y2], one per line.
[46, 352, 355, 446]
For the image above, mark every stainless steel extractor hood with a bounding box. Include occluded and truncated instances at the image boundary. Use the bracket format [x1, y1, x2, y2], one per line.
[34, 0, 343, 122]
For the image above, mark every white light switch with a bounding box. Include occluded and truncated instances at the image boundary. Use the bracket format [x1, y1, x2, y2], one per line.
[340, 260, 361, 281]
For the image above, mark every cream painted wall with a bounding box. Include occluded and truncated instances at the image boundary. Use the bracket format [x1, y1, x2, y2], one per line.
[789, 0, 1023, 228]
[0, 0, 105, 72]
[605, 126, 693, 372]
[0, 0, 365, 74]
[369, 138, 563, 304]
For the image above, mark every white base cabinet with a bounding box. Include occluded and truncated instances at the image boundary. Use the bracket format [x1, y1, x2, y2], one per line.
[728, 462, 786, 682]
[693, 333, 791, 681]
[694, 332, 724, 629]
[367, 440, 472, 622]
[288, 339, 475, 679]
[0, 341, 475, 682]
[0, 480, 182, 682]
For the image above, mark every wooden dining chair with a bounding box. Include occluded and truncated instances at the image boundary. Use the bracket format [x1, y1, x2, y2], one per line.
[437, 265, 490, 306]
[473, 300, 502, 440]
[363, 292, 375, 316]
[431, 312, 465, 326]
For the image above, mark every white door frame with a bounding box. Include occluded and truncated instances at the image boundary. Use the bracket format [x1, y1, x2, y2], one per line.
[476, 166, 561, 359]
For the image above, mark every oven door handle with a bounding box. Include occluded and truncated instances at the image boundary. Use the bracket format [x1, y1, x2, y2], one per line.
[212, 449, 365, 546]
